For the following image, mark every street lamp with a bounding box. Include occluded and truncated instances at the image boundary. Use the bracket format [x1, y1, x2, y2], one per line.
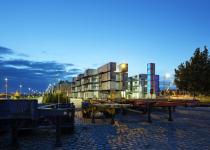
[28, 88, 31, 97]
[164, 73, 171, 99]
[53, 83, 56, 93]
[57, 79, 61, 108]
[5, 78, 8, 99]
[164, 73, 171, 90]
[19, 84, 22, 96]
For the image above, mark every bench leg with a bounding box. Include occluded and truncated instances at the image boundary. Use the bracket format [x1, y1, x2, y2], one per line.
[111, 114, 115, 125]
[55, 116, 62, 147]
[173, 106, 176, 112]
[168, 106, 173, 121]
[122, 108, 127, 115]
[91, 111, 95, 124]
[147, 104, 152, 123]
[11, 119, 19, 149]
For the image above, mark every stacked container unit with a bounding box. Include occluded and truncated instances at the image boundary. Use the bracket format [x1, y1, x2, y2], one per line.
[126, 73, 160, 99]
[118, 63, 128, 98]
[98, 62, 128, 100]
[155, 75, 160, 95]
[83, 69, 99, 99]
[98, 62, 116, 99]
[147, 63, 156, 98]
[56, 81, 72, 97]
[70, 77, 76, 98]
[139, 74, 147, 97]
[77, 74, 84, 99]
[126, 77, 133, 99]
[126, 74, 146, 99]
[132, 75, 140, 99]
[69, 62, 128, 101]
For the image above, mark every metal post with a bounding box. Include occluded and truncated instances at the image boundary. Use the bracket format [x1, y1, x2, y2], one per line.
[58, 94, 60, 108]
[11, 119, 19, 148]
[19, 84, 22, 97]
[168, 106, 173, 121]
[55, 116, 62, 147]
[111, 114, 115, 125]
[5, 78, 8, 99]
[122, 108, 126, 115]
[164, 76, 166, 94]
[147, 103, 152, 123]
[58, 83, 61, 108]
[91, 108, 95, 124]
[173, 106, 176, 112]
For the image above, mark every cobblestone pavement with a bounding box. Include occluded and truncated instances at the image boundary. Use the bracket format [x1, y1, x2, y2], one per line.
[1, 107, 210, 150]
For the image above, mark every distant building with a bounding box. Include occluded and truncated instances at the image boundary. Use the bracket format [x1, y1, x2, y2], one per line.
[126, 63, 160, 99]
[53, 62, 160, 100]
[126, 74, 159, 99]
[70, 62, 128, 100]
[126, 74, 147, 99]
[54, 81, 71, 96]
[155, 75, 160, 94]
[147, 63, 156, 98]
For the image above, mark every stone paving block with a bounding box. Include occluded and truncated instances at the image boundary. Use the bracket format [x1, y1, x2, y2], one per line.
[1, 107, 210, 149]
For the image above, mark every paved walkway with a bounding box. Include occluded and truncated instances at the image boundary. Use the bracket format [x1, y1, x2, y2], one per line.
[1, 107, 210, 150]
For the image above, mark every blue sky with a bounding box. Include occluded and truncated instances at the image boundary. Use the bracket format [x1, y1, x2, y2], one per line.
[0, 0, 210, 92]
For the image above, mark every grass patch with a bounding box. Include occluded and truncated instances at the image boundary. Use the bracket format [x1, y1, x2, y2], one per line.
[197, 96, 210, 102]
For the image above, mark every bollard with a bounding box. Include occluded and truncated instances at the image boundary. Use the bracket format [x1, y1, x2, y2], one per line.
[71, 106, 75, 123]
[147, 103, 152, 123]
[120, 107, 123, 115]
[168, 106, 173, 121]
[110, 114, 115, 125]
[143, 107, 147, 114]
[122, 108, 127, 115]
[91, 110, 95, 124]
[10, 119, 19, 149]
[173, 106, 176, 112]
[55, 116, 62, 147]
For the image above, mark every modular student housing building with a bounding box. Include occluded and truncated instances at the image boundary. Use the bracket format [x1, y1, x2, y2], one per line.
[126, 74, 160, 99]
[64, 62, 160, 100]
[70, 62, 128, 100]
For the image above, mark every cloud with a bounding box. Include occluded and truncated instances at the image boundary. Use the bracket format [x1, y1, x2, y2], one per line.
[0, 46, 81, 93]
[16, 53, 29, 57]
[0, 46, 13, 55]
[0, 46, 29, 58]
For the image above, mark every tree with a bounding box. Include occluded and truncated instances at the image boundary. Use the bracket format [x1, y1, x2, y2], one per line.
[42, 93, 69, 103]
[174, 46, 210, 97]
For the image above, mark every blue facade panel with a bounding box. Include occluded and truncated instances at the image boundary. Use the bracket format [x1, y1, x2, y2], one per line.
[147, 63, 155, 94]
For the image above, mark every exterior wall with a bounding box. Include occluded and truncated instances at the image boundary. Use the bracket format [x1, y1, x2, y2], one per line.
[69, 62, 128, 100]
[126, 74, 147, 99]
[53, 81, 71, 96]
[147, 63, 155, 95]
[55, 63, 159, 100]
[127, 72, 160, 99]
[155, 75, 160, 95]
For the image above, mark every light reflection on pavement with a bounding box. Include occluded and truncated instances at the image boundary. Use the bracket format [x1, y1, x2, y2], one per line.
[0, 107, 210, 150]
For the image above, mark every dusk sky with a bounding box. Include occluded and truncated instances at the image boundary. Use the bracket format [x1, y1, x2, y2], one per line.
[0, 0, 210, 93]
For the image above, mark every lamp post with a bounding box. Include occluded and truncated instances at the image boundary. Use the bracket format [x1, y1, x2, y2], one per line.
[5, 78, 8, 99]
[165, 73, 171, 99]
[28, 88, 31, 97]
[19, 84, 22, 97]
[168, 82, 171, 100]
[165, 73, 170, 90]
[57, 79, 61, 108]
[48, 84, 52, 93]
[53, 83, 56, 93]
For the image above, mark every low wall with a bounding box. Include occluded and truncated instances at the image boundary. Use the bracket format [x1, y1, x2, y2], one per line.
[70, 98, 83, 108]
[0, 100, 38, 119]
